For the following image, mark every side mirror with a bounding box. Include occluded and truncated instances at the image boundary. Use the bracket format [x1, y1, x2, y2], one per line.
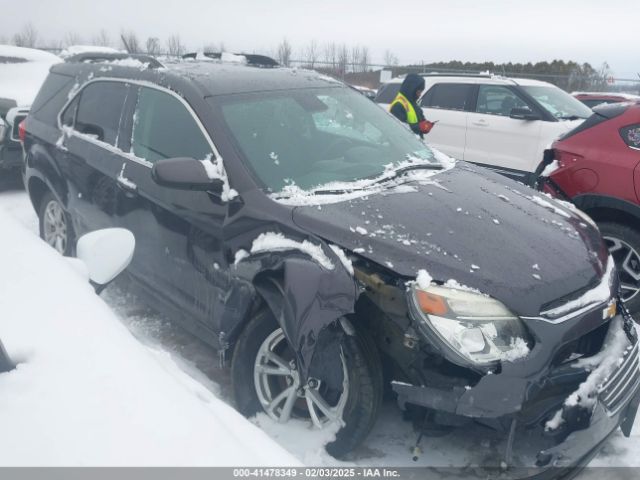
[151, 157, 223, 192]
[76, 228, 135, 292]
[510, 108, 540, 121]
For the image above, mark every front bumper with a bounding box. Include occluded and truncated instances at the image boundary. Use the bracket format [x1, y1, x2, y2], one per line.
[392, 307, 640, 473]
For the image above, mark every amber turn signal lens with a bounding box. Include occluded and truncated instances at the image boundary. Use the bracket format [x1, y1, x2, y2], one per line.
[416, 290, 448, 315]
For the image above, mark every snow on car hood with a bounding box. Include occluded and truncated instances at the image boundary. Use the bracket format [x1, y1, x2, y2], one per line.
[292, 162, 608, 317]
[0, 208, 298, 466]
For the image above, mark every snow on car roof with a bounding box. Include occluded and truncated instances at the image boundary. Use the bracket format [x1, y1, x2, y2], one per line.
[0, 45, 61, 107]
[0, 208, 299, 466]
[59, 45, 121, 58]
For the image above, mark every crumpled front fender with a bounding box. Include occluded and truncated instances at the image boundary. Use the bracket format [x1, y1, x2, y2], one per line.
[252, 253, 357, 379]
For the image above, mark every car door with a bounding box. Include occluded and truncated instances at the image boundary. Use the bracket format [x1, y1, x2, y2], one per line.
[419, 83, 475, 160]
[57, 81, 133, 237]
[464, 84, 542, 179]
[118, 85, 248, 335]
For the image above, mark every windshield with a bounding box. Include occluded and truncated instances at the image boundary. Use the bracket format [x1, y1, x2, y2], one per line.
[214, 87, 443, 193]
[521, 85, 592, 120]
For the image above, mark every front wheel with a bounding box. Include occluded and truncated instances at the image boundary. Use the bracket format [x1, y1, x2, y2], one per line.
[599, 221, 640, 316]
[231, 309, 382, 457]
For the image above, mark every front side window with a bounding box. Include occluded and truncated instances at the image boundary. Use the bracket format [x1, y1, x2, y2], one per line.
[521, 85, 592, 120]
[75, 82, 128, 145]
[422, 83, 473, 111]
[476, 85, 529, 117]
[216, 87, 443, 192]
[131, 87, 212, 163]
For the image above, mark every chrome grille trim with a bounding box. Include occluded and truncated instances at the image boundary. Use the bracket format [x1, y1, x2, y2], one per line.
[600, 341, 640, 415]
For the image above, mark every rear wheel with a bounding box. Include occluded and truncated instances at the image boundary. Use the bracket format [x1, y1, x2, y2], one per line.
[231, 309, 382, 457]
[599, 221, 640, 316]
[38, 191, 74, 256]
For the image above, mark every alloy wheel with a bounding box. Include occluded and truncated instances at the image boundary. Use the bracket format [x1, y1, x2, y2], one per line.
[254, 328, 348, 428]
[605, 235, 640, 303]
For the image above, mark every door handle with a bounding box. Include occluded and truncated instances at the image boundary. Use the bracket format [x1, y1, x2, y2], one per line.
[471, 119, 489, 127]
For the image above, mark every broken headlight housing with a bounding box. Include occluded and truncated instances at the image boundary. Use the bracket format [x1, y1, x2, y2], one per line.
[409, 285, 532, 368]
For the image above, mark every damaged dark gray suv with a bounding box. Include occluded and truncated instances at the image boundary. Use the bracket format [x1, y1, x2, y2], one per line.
[22, 53, 640, 472]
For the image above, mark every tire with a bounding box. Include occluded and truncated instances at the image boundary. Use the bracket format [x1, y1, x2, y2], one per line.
[598, 221, 640, 316]
[38, 191, 75, 256]
[231, 309, 383, 457]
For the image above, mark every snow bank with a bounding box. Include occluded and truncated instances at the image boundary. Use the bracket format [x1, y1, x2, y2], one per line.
[0, 209, 298, 466]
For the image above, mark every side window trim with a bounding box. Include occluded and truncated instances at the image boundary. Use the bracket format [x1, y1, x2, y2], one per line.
[57, 78, 225, 171]
[465, 84, 479, 113]
[117, 85, 139, 154]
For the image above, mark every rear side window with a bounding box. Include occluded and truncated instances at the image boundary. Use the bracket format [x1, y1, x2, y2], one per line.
[421, 83, 473, 111]
[75, 82, 128, 146]
[30, 73, 76, 124]
[374, 83, 401, 104]
[131, 87, 212, 163]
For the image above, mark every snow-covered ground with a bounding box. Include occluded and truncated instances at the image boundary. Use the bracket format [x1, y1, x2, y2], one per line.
[1, 181, 639, 472]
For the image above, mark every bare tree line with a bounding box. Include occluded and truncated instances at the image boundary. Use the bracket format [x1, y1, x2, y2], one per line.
[277, 38, 391, 74]
[6, 23, 399, 70]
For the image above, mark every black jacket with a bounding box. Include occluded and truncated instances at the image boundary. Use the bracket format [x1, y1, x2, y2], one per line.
[390, 73, 426, 137]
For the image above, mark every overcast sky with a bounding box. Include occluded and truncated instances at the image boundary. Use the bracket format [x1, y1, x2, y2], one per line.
[1, 0, 637, 78]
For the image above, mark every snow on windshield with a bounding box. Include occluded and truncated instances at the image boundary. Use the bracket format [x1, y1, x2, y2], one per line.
[217, 86, 455, 205]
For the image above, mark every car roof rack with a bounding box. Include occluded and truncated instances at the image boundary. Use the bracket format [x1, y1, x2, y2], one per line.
[417, 72, 494, 78]
[182, 51, 279, 67]
[64, 52, 164, 68]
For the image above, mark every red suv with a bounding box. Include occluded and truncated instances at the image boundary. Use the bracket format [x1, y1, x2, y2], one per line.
[536, 101, 640, 315]
[573, 91, 640, 109]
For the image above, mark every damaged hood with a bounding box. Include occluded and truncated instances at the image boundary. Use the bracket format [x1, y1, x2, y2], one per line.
[292, 163, 608, 317]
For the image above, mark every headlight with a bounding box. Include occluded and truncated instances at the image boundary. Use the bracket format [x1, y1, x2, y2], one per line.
[409, 285, 532, 367]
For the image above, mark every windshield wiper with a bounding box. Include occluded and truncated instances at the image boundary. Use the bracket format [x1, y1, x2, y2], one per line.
[369, 163, 443, 186]
[291, 163, 444, 196]
[558, 115, 585, 121]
